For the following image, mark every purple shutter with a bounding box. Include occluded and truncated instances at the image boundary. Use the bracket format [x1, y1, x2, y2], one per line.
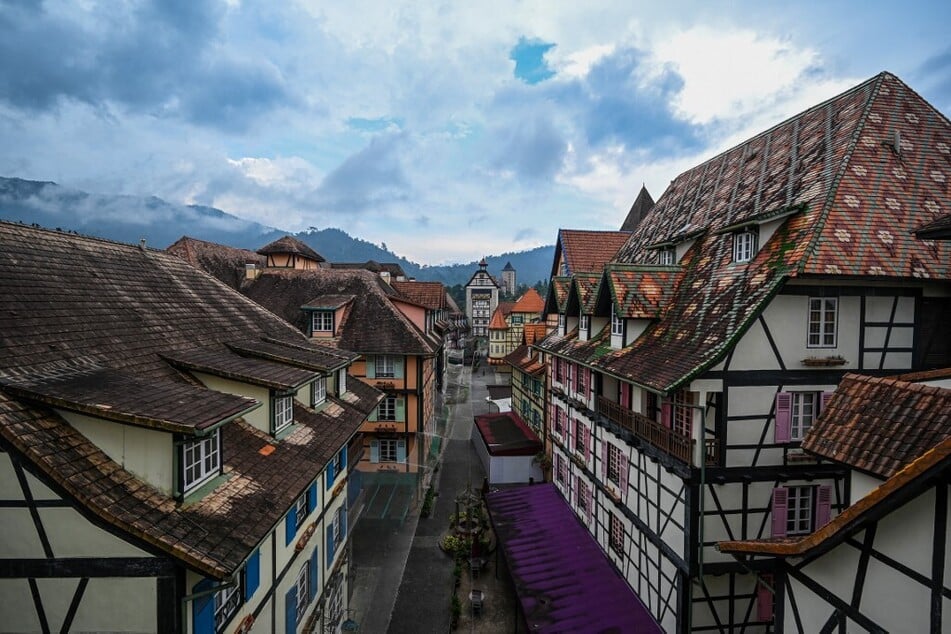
[771, 488, 788, 537]
[619, 449, 628, 496]
[601, 440, 608, 480]
[586, 482, 593, 524]
[816, 485, 832, 527]
[661, 402, 672, 428]
[820, 391, 834, 413]
[775, 392, 792, 442]
[757, 574, 774, 621]
[620, 384, 630, 409]
[583, 425, 590, 461]
[569, 417, 575, 452]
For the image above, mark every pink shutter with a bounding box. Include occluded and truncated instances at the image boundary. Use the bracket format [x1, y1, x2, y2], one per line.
[771, 488, 788, 537]
[586, 483, 593, 524]
[757, 574, 774, 621]
[567, 363, 573, 388]
[619, 449, 628, 496]
[820, 391, 834, 413]
[601, 440, 608, 480]
[620, 384, 630, 409]
[774, 392, 792, 442]
[583, 425, 590, 461]
[569, 417, 575, 452]
[661, 402, 672, 428]
[816, 485, 832, 527]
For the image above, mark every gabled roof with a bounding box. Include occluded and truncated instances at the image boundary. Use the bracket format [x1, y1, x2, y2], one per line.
[568, 273, 602, 315]
[503, 344, 545, 376]
[167, 235, 264, 290]
[802, 373, 951, 478]
[228, 337, 355, 372]
[574, 72, 950, 393]
[0, 222, 381, 579]
[391, 280, 449, 310]
[330, 260, 407, 278]
[522, 323, 550, 346]
[916, 212, 951, 240]
[256, 235, 325, 262]
[488, 306, 509, 330]
[603, 264, 681, 319]
[620, 185, 655, 232]
[511, 288, 544, 314]
[545, 276, 571, 314]
[552, 229, 631, 277]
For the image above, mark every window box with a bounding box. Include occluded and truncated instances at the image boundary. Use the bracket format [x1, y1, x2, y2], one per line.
[800, 355, 847, 366]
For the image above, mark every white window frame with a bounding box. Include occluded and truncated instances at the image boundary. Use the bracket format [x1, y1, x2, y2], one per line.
[295, 563, 309, 624]
[786, 486, 814, 536]
[611, 304, 623, 336]
[379, 438, 398, 462]
[294, 492, 309, 529]
[807, 297, 838, 348]
[607, 443, 621, 486]
[576, 478, 590, 514]
[574, 420, 585, 456]
[659, 248, 675, 265]
[375, 355, 397, 378]
[733, 229, 757, 263]
[337, 368, 347, 395]
[332, 506, 343, 546]
[558, 313, 565, 331]
[274, 395, 294, 433]
[312, 377, 326, 407]
[182, 430, 221, 494]
[556, 453, 567, 484]
[580, 314, 589, 332]
[311, 311, 333, 333]
[609, 512, 624, 555]
[214, 581, 242, 631]
[791, 392, 818, 441]
[378, 396, 397, 421]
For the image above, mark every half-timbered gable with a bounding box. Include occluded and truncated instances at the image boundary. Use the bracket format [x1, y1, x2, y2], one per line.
[719, 373, 951, 633]
[535, 72, 950, 633]
[0, 222, 382, 633]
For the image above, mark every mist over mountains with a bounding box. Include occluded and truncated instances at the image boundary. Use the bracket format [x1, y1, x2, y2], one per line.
[0, 177, 554, 286]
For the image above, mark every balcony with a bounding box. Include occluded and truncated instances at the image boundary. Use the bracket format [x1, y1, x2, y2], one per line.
[597, 396, 718, 467]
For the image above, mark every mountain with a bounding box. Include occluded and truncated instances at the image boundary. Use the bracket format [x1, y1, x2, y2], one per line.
[0, 176, 553, 286]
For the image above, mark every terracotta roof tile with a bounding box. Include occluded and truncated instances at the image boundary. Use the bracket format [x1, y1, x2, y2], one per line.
[558, 229, 631, 275]
[511, 288, 544, 314]
[604, 264, 680, 319]
[391, 281, 448, 310]
[488, 306, 508, 330]
[802, 373, 951, 478]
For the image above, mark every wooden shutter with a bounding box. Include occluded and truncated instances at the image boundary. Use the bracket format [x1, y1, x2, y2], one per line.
[396, 439, 407, 463]
[569, 417, 575, 452]
[308, 482, 317, 511]
[340, 447, 347, 470]
[619, 449, 629, 496]
[816, 485, 832, 527]
[620, 383, 630, 409]
[369, 439, 380, 463]
[774, 392, 792, 442]
[309, 547, 320, 600]
[285, 506, 298, 545]
[756, 574, 774, 621]
[326, 461, 335, 490]
[366, 356, 375, 379]
[285, 586, 298, 634]
[396, 398, 405, 422]
[192, 578, 214, 634]
[341, 504, 348, 538]
[327, 523, 335, 569]
[601, 440, 608, 480]
[583, 424, 590, 461]
[245, 549, 260, 602]
[661, 402, 672, 428]
[394, 356, 404, 379]
[771, 488, 788, 537]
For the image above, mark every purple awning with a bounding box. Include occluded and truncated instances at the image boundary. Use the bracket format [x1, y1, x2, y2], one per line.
[486, 484, 663, 633]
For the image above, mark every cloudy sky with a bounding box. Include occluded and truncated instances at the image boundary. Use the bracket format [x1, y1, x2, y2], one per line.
[1, 0, 949, 263]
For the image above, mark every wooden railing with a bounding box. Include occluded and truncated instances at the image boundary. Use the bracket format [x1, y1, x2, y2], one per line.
[597, 396, 718, 466]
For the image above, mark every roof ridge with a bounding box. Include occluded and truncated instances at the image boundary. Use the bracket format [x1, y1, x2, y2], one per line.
[0, 219, 164, 252]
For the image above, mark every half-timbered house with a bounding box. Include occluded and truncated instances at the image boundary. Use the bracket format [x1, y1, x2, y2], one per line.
[536, 72, 951, 632]
[719, 372, 951, 633]
[0, 222, 383, 633]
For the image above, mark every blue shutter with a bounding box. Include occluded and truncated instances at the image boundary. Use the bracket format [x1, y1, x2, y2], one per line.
[308, 483, 317, 515]
[341, 505, 348, 538]
[285, 506, 297, 545]
[340, 447, 347, 470]
[285, 586, 297, 634]
[326, 460, 335, 490]
[193, 578, 215, 634]
[309, 546, 320, 600]
[245, 549, 260, 602]
[396, 439, 407, 463]
[370, 439, 379, 463]
[327, 523, 335, 568]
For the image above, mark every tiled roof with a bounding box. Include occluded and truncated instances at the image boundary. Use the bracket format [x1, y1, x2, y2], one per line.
[511, 288, 544, 314]
[548, 276, 571, 313]
[916, 212, 951, 239]
[167, 236, 264, 290]
[391, 281, 448, 310]
[165, 345, 318, 391]
[330, 261, 407, 278]
[620, 185, 655, 232]
[303, 294, 355, 310]
[488, 306, 509, 330]
[474, 412, 542, 456]
[0, 222, 381, 578]
[604, 264, 681, 319]
[503, 344, 545, 376]
[0, 364, 257, 433]
[558, 72, 951, 393]
[256, 235, 325, 261]
[557, 229, 631, 276]
[238, 269, 439, 355]
[718, 436, 951, 558]
[228, 337, 356, 372]
[570, 273, 603, 314]
[522, 323, 550, 346]
[802, 373, 951, 478]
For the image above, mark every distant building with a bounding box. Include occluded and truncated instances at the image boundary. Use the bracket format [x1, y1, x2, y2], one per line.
[501, 261, 516, 296]
[465, 258, 500, 339]
[488, 289, 545, 367]
[619, 185, 654, 232]
[330, 260, 407, 284]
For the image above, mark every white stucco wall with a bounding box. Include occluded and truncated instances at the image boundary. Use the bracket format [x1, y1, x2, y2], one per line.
[193, 373, 272, 434]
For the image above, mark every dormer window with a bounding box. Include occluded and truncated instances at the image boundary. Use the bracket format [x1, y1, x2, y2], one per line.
[337, 368, 347, 395]
[732, 228, 758, 263]
[580, 314, 590, 332]
[611, 305, 623, 337]
[558, 313, 565, 333]
[659, 248, 675, 265]
[273, 394, 294, 433]
[312, 377, 326, 407]
[182, 430, 221, 494]
[311, 311, 333, 333]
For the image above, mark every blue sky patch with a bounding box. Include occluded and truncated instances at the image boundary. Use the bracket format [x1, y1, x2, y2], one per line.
[510, 38, 556, 84]
[347, 117, 403, 132]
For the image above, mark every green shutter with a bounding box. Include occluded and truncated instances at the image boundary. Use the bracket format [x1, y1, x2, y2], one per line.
[396, 398, 405, 422]
[365, 356, 375, 379]
[369, 439, 379, 463]
[394, 357, 404, 379]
